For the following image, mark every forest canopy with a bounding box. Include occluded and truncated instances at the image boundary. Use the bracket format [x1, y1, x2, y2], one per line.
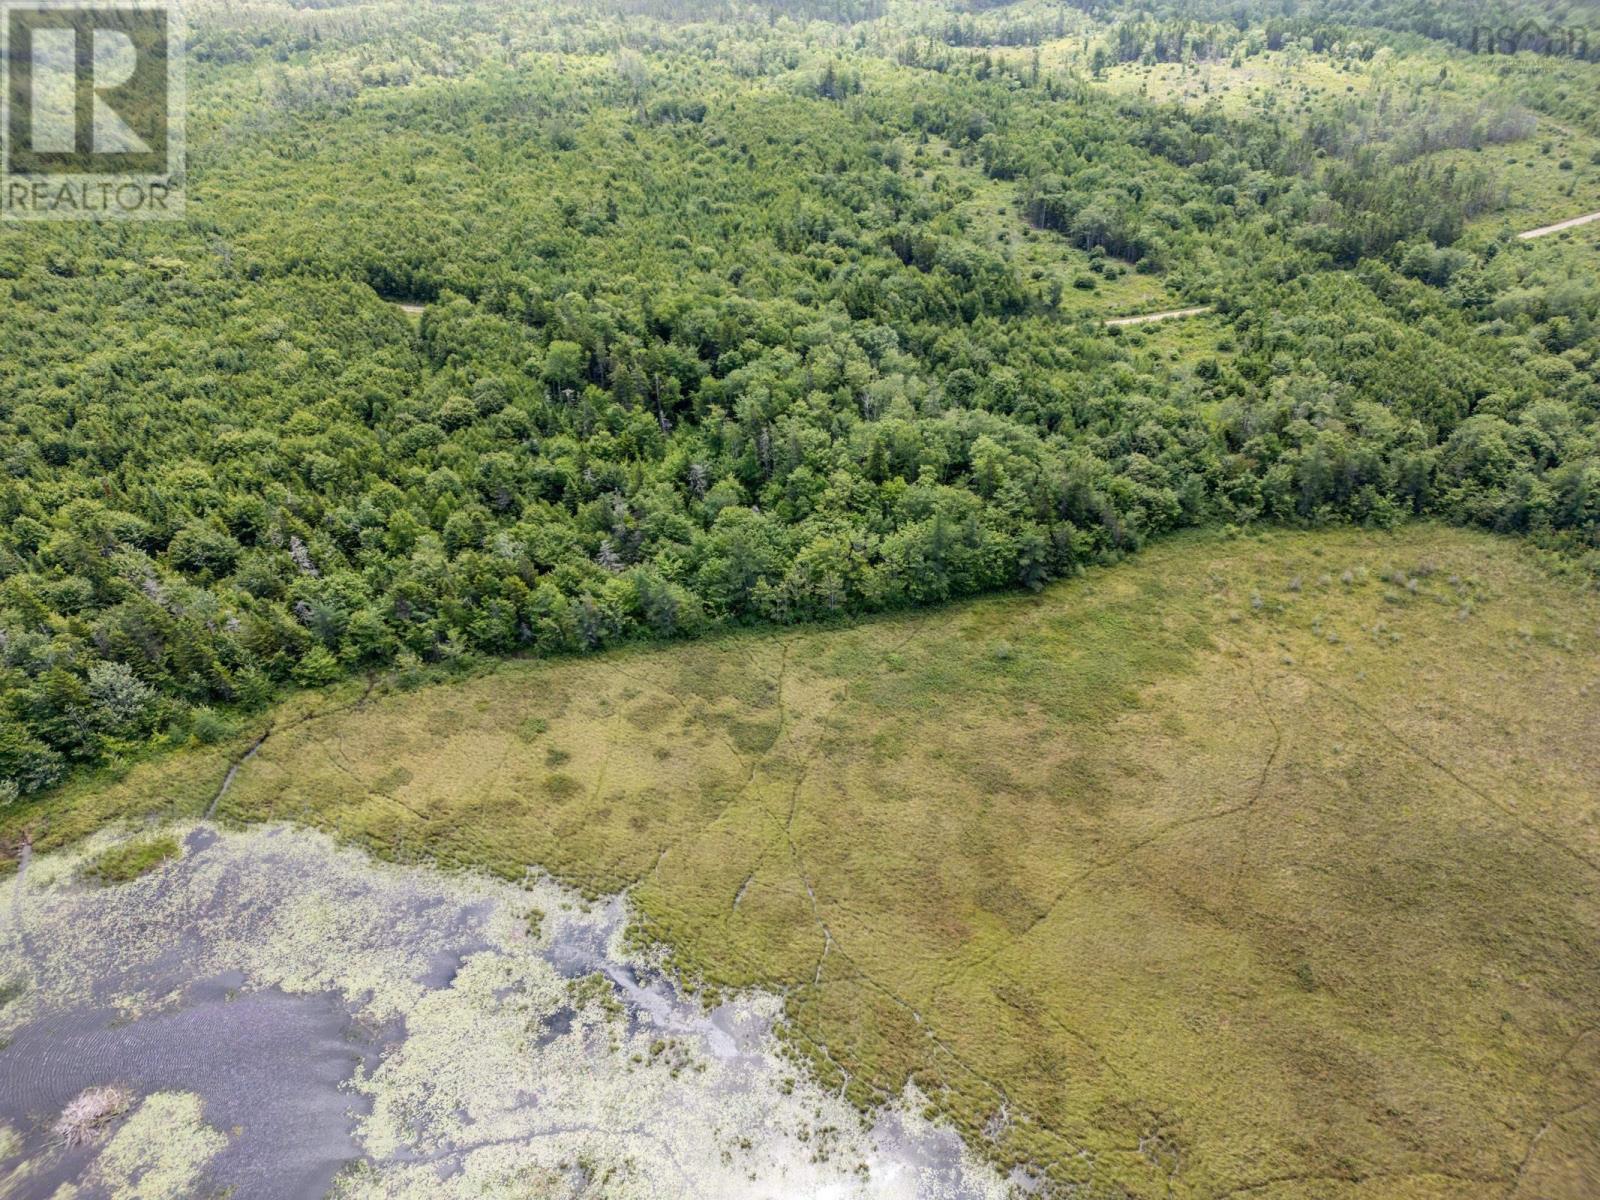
[2, 0, 1598, 798]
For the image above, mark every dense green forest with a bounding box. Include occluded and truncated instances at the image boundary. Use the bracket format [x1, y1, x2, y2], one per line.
[2, 0, 1598, 799]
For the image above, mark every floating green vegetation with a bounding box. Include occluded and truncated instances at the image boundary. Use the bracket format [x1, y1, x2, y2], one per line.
[2, 824, 1002, 1198]
[80, 1092, 228, 1200]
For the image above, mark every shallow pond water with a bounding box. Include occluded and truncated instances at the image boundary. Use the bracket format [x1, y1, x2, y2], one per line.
[0, 823, 1007, 1199]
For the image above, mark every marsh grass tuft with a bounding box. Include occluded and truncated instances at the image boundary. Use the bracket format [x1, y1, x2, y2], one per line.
[81, 836, 181, 885]
[53, 1085, 133, 1147]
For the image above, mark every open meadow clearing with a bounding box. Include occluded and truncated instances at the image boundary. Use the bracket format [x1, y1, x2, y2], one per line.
[7, 525, 1598, 1198]
[1078, 44, 1600, 239]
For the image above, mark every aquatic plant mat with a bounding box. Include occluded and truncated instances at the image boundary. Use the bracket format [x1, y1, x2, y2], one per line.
[4, 526, 1598, 1197]
[0, 824, 1000, 1198]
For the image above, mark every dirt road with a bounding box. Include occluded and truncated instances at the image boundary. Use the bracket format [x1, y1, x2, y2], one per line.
[1105, 305, 1213, 327]
[1518, 211, 1600, 240]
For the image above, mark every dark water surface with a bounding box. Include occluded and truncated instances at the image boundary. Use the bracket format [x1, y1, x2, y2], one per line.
[0, 984, 371, 1199]
[0, 825, 482, 1199]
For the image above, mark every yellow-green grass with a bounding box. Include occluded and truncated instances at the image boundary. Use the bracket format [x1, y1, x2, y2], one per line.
[1106, 306, 1230, 370]
[80, 834, 181, 885]
[1509, 212, 1600, 263]
[1093, 52, 1364, 120]
[1448, 132, 1600, 235]
[1069, 44, 1600, 236]
[906, 139, 1179, 320]
[4, 525, 1599, 1197]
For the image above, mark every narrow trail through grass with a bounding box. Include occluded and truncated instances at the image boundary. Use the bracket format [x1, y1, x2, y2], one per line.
[1518, 210, 1600, 239]
[1104, 305, 1214, 326]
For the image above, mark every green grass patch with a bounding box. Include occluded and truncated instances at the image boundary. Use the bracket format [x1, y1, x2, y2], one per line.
[81, 836, 182, 885]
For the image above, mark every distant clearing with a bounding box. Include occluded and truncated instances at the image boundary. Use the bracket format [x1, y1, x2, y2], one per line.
[7, 525, 1599, 1198]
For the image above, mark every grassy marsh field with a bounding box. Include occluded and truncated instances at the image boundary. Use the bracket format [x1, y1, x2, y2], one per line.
[4, 524, 1599, 1197]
